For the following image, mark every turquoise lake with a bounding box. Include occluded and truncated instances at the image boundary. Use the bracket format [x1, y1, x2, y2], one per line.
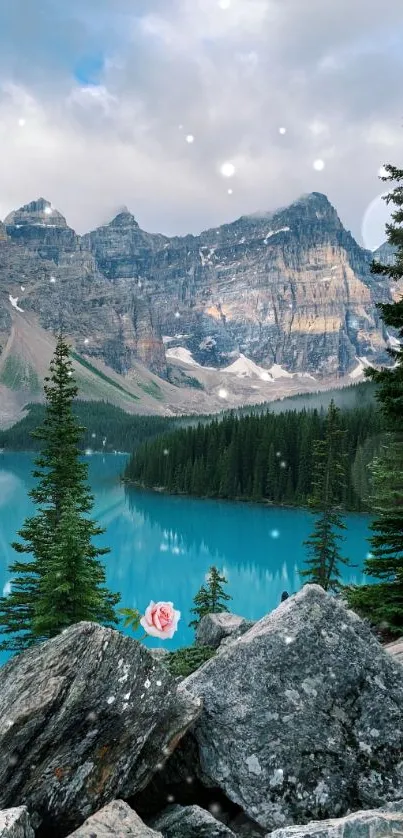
[0, 452, 374, 664]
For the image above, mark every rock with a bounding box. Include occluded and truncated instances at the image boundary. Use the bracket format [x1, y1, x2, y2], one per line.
[148, 648, 170, 662]
[265, 800, 403, 838]
[196, 613, 255, 650]
[385, 637, 403, 665]
[0, 807, 34, 838]
[150, 804, 237, 837]
[181, 585, 403, 831]
[0, 622, 201, 834]
[66, 800, 163, 837]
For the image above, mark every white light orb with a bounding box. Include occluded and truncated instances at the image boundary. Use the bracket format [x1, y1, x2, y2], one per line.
[18, 118, 26, 127]
[218, 388, 228, 399]
[227, 188, 233, 195]
[220, 161, 235, 178]
[313, 159, 325, 171]
[186, 134, 194, 144]
[270, 529, 280, 539]
[50, 276, 56, 283]
[44, 206, 52, 215]
[218, 0, 231, 7]
[279, 126, 287, 135]
[84, 338, 89, 345]
[174, 310, 181, 318]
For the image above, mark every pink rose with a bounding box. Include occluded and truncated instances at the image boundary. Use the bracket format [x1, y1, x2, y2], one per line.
[140, 601, 181, 640]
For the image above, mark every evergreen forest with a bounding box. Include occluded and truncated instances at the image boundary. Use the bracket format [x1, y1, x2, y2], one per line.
[124, 403, 384, 512]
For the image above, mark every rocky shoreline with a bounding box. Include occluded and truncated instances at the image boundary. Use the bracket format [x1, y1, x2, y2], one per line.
[0, 585, 402, 838]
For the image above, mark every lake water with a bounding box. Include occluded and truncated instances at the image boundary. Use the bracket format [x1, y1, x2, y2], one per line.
[0, 453, 374, 665]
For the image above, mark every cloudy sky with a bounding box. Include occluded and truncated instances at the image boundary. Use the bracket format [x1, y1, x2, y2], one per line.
[0, 0, 402, 248]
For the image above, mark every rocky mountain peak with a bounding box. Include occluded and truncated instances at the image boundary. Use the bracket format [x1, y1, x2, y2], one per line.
[4, 198, 68, 228]
[108, 208, 140, 229]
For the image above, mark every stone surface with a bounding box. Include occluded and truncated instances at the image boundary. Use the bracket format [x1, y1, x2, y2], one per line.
[150, 804, 237, 837]
[0, 807, 34, 838]
[196, 612, 255, 649]
[1, 192, 402, 401]
[385, 637, 403, 665]
[0, 622, 201, 834]
[148, 648, 170, 661]
[66, 800, 162, 837]
[181, 585, 403, 831]
[265, 800, 403, 838]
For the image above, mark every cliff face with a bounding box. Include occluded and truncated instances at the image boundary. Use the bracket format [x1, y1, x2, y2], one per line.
[0, 192, 399, 381]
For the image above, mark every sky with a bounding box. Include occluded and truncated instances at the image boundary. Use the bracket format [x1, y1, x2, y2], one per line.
[0, 0, 402, 249]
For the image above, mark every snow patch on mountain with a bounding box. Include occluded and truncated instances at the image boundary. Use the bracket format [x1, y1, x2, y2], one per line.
[166, 347, 202, 367]
[387, 331, 401, 348]
[349, 356, 373, 380]
[223, 354, 273, 380]
[9, 295, 24, 312]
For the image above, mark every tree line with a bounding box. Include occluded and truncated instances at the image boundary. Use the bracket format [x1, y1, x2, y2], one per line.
[0, 400, 175, 452]
[124, 403, 383, 512]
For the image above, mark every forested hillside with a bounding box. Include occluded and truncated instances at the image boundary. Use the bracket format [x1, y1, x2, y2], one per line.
[124, 405, 383, 512]
[0, 401, 176, 452]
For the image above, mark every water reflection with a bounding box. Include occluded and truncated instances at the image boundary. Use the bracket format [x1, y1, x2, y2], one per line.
[0, 453, 373, 663]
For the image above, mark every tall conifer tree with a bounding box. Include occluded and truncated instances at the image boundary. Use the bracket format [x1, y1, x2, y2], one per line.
[345, 164, 403, 633]
[301, 400, 350, 591]
[0, 334, 119, 652]
[189, 566, 232, 629]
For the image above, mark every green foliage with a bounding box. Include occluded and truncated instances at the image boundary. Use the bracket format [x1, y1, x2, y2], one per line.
[138, 380, 163, 400]
[165, 644, 216, 677]
[119, 607, 142, 631]
[125, 403, 383, 512]
[301, 401, 351, 591]
[0, 354, 40, 393]
[189, 566, 232, 629]
[70, 351, 139, 401]
[0, 334, 120, 652]
[0, 400, 175, 452]
[345, 163, 403, 636]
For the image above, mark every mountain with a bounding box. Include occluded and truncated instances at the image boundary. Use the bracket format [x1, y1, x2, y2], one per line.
[0, 193, 401, 424]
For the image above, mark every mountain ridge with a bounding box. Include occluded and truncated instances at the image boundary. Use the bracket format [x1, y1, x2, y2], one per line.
[0, 191, 401, 424]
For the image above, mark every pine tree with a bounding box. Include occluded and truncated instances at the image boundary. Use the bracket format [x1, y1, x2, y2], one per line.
[345, 164, 403, 633]
[301, 400, 351, 591]
[0, 333, 120, 652]
[189, 566, 232, 629]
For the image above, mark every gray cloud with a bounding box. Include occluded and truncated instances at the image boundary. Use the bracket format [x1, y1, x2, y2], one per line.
[0, 0, 401, 249]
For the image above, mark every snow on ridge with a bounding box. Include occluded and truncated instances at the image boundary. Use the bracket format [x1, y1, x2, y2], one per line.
[264, 227, 290, 245]
[9, 294, 24, 312]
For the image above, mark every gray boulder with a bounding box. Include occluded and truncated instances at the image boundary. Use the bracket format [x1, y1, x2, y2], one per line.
[385, 637, 403, 665]
[182, 585, 403, 831]
[0, 807, 34, 838]
[150, 804, 237, 837]
[67, 800, 162, 836]
[196, 613, 255, 649]
[148, 648, 169, 662]
[265, 800, 403, 838]
[0, 622, 201, 834]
